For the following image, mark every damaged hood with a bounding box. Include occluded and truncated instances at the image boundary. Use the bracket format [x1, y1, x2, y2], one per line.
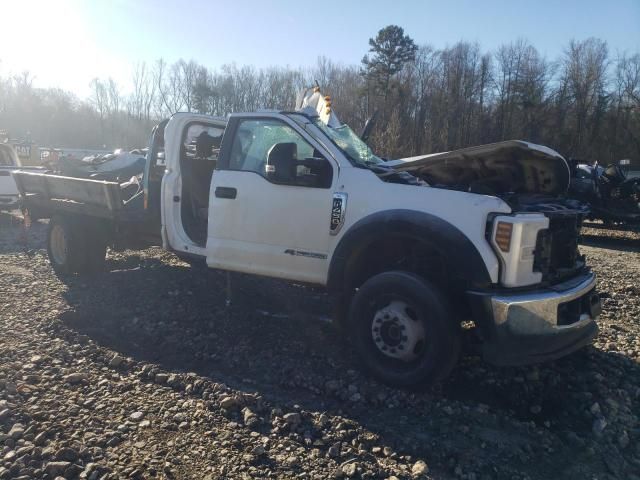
[386, 140, 570, 196]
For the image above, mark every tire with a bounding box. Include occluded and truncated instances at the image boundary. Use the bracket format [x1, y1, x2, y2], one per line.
[348, 271, 460, 389]
[46, 215, 107, 275]
[47, 215, 88, 275]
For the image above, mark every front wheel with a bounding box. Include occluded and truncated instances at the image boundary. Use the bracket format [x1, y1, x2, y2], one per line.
[348, 271, 460, 389]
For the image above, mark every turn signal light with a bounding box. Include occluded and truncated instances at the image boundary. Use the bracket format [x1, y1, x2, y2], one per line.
[494, 221, 513, 252]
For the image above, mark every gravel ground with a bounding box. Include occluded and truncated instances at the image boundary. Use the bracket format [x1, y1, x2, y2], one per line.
[1, 211, 639, 480]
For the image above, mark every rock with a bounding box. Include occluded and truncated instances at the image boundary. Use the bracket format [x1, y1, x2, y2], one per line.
[64, 373, 87, 384]
[283, 412, 301, 428]
[3, 451, 16, 462]
[129, 411, 145, 422]
[15, 445, 34, 457]
[251, 445, 266, 456]
[44, 462, 71, 477]
[243, 408, 258, 427]
[342, 462, 358, 478]
[109, 355, 124, 368]
[618, 431, 630, 449]
[139, 420, 151, 428]
[219, 396, 237, 410]
[412, 460, 428, 476]
[55, 447, 78, 462]
[34, 432, 48, 446]
[106, 436, 121, 447]
[0, 409, 9, 421]
[593, 418, 607, 436]
[167, 374, 181, 387]
[154, 373, 169, 384]
[530, 405, 542, 414]
[8, 423, 25, 439]
[327, 442, 341, 458]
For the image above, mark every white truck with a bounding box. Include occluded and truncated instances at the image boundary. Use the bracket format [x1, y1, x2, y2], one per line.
[13, 90, 602, 388]
[0, 143, 42, 210]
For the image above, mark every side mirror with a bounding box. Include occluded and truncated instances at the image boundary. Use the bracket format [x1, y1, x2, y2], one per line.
[266, 142, 297, 183]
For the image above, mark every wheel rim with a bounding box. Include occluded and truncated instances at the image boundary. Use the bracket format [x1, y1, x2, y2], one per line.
[371, 300, 426, 362]
[50, 224, 68, 265]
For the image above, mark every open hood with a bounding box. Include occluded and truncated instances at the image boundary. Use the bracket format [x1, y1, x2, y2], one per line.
[386, 140, 570, 196]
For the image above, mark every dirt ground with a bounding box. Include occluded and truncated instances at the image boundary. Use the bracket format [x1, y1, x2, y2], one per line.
[1, 211, 639, 480]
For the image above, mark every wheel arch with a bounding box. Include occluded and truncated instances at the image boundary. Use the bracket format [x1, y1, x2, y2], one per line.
[327, 209, 492, 296]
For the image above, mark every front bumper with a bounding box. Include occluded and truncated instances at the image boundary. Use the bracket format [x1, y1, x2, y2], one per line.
[467, 271, 601, 366]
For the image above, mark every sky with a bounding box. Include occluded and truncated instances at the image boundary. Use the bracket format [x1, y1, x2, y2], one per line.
[0, 0, 638, 98]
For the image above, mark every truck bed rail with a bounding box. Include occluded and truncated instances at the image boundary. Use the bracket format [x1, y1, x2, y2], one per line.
[12, 171, 124, 219]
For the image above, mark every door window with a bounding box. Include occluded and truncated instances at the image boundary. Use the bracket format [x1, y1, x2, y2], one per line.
[227, 119, 332, 188]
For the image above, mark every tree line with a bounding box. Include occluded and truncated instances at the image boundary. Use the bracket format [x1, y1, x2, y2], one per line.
[0, 26, 638, 163]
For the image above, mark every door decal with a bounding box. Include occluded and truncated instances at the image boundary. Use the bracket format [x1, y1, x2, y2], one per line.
[284, 249, 328, 260]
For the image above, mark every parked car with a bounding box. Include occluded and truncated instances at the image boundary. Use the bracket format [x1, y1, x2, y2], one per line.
[13, 89, 601, 388]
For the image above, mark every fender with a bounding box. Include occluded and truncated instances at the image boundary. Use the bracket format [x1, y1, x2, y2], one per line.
[327, 209, 493, 293]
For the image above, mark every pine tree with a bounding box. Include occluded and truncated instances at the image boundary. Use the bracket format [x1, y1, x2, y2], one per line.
[362, 25, 417, 97]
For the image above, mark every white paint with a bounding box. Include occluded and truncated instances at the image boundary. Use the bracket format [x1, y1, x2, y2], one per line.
[0, 145, 22, 209]
[160, 113, 580, 289]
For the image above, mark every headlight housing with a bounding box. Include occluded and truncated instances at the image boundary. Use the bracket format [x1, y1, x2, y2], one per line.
[490, 214, 549, 287]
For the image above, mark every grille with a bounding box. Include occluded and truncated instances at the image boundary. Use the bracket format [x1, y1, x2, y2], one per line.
[534, 215, 584, 282]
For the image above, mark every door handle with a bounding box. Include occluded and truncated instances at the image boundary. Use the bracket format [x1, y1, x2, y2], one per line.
[215, 186, 237, 199]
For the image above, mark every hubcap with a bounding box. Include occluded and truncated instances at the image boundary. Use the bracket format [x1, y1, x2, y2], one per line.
[50, 224, 68, 265]
[371, 300, 426, 362]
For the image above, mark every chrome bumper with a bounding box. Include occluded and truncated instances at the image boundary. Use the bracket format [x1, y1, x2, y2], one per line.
[467, 271, 601, 365]
[489, 271, 600, 334]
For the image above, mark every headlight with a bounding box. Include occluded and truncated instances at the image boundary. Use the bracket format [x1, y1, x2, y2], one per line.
[490, 214, 549, 287]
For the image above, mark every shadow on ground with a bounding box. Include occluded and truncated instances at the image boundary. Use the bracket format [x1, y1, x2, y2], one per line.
[52, 252, 640, 479]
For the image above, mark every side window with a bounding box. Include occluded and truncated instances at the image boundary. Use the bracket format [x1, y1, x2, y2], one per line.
[228, 119, 332, 188]
[183, 124, 224, 162]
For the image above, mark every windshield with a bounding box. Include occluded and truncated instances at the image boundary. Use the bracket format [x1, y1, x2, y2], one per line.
[312, 119, 384, 167]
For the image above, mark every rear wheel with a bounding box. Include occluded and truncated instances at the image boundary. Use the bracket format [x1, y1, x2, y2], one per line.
[47, 215, 86, 275]
[47, 215, 106, 275]
[348, 271, 460, 389]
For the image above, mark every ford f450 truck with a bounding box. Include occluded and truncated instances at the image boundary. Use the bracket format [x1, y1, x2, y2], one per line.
[13, 89, 601, 388]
